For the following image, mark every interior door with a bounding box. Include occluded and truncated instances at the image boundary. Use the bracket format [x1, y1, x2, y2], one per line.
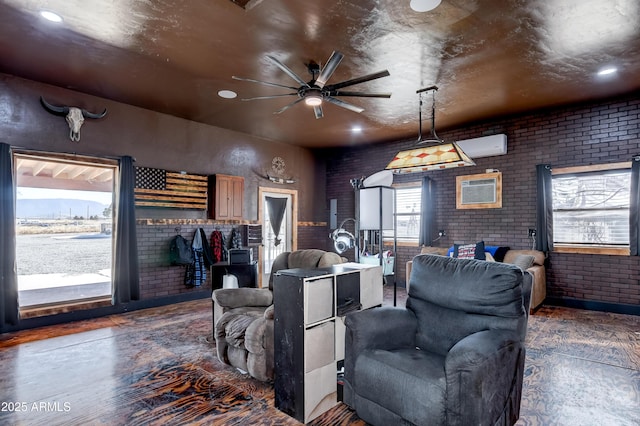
[258, 187, 297, 287]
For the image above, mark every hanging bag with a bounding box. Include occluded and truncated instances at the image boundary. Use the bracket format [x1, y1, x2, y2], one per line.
[170, 234, 194, 265]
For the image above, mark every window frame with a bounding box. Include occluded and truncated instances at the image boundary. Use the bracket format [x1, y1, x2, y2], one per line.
[551, 162, 631, 256]
[383, 182, 422, 246]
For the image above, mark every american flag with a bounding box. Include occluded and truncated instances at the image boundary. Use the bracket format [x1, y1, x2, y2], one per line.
[135, 167, 166, 190]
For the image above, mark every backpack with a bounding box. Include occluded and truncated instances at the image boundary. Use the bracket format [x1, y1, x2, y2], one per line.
[169, 235, 194, 265]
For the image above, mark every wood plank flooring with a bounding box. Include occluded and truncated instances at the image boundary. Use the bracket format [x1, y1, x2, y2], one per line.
[0, 287, 639, 425]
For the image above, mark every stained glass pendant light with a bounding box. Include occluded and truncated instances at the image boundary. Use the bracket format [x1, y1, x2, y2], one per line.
[386, 86, 474, 174]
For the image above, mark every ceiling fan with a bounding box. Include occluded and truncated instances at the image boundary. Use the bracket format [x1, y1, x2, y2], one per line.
[232, 51, 391, 119]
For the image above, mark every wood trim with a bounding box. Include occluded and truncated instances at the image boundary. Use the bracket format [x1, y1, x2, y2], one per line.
[19, 297, 113, 319]
[552, 162, 631, 175]
[553, 244, 630, 256]
[258, 187, 298, 288]
[456, 172, 502, 209]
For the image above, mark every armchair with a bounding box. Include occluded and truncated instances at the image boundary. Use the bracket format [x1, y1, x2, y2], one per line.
[213, 249, 345, 381]
[344, 254, 531, 425]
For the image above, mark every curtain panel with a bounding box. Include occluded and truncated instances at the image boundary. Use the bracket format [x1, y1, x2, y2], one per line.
[535, 164, 553, 253]
[630, 156, 640, 256]
[418, 176, 434, 246]
[0, 143, 19, 331]
[266, 196, 287, 246]
[112, 156, 140, 304]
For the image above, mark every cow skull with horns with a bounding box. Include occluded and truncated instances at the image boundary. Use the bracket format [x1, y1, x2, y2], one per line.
[40, 96, 107, 142]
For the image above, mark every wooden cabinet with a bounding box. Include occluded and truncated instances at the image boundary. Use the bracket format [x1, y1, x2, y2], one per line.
[208, 174, 244, 220]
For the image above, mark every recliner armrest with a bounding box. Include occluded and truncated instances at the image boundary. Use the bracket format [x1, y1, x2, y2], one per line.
[212, 288, 273, 309]
[445, 329, 525, 425]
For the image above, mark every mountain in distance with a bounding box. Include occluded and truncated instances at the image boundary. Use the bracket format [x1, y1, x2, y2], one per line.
[16, 199, 110, 219]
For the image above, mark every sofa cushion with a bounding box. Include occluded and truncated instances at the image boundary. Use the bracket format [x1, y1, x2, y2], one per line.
[513, 254, 535, 270]
[503, 249, 545, 266]
[453, 241, 486, 260]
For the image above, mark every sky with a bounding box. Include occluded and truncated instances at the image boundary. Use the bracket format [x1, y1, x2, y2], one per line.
[16, 187, 113, 204]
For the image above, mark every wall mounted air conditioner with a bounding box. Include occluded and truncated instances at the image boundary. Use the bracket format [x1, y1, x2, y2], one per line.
[456, 134, 507, 158]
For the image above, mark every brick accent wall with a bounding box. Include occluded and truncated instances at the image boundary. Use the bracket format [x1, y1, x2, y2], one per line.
[321, 93, 640, 309]
[136, 220, 330, 300]
[137, 221, 255, 299]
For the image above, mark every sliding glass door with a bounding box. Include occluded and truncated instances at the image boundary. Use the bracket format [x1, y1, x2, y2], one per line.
[14, 153, 116, 311]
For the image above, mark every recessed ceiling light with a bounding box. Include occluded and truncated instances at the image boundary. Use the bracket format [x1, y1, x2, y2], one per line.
[597, 67, 618, 76]
[40, 10, 63, 23]
[351, 126, 362, 133]
[410, 0, 442, 12]
[218, 90, 237, 99]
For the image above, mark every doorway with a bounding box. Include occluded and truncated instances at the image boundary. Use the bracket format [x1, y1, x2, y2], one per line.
[14, 153, 116, 314]
[258, 187, 297, 287]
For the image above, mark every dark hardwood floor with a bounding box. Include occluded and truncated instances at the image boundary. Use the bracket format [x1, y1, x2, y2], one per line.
[1, 286, 639, 425]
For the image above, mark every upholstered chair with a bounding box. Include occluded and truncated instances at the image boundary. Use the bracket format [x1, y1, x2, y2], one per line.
[213, 249, 345, 381]
[344, 254, 532, 425]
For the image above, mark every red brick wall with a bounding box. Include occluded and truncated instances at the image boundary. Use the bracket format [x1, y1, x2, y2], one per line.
[321, 93, 640, 309]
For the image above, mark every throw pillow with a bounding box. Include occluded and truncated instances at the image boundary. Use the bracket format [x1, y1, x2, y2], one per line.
[513, 254, 535, 270]
[453, 241, 486, 260]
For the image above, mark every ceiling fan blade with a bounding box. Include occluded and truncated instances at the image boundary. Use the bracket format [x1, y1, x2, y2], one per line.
[324, 96, 364, 114]
[232, 76, 298, 90]
[274, 97, 305, 114]
[313, 105, 324, 119]
[240, 93, 298, 101]
[315, 51, 344, 89]
[332, 90, 392, 98]
[266, 55, 310, 88]
[326, 70, 390, 91]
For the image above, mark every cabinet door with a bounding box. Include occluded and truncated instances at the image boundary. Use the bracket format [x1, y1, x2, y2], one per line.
[230, 177, 244, 219]
[210, 174, 244, 220]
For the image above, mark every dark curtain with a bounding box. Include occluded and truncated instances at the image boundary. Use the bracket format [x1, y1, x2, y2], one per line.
[112, 156, 140, 304]
[418, 176, 434, 246]
[0, 143, 19, 331]
[535, 164, 553, 253]
[266, 196, 287, 246]
[630, 156, 640, 256]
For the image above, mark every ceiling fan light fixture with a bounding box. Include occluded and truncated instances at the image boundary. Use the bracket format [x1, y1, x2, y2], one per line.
[410, 0, 442, 12]
[40, 10, 63, 22]
[304, 93, 323, 106]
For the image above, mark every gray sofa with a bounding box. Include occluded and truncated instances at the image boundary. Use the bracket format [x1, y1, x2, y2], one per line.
[344, 254, 531, 425]
[212, 249, 345, 381]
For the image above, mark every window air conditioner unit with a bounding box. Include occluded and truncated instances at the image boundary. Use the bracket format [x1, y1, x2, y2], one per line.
[456, 134, 507, 158]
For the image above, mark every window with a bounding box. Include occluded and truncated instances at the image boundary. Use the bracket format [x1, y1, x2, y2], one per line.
[14, 153, 116, 314]
[552, 163, 631, 254]
[384, 184, 421, 243]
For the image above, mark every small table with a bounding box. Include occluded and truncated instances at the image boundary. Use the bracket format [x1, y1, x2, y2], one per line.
[211, 261, 257, 289]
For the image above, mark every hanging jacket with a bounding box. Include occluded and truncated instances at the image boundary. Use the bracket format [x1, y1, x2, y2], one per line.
[211, 229, 224, 263]
[189, 229, 207, 287]
[198, 228, 215, 267]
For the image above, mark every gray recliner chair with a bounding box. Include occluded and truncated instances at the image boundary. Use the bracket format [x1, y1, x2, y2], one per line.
[213, 249, 345, 381]
[344, 254, 532, 426]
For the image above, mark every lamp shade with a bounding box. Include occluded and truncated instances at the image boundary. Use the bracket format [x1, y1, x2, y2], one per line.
[385, 142, 475, 174]
[358, 186, 395, 230]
